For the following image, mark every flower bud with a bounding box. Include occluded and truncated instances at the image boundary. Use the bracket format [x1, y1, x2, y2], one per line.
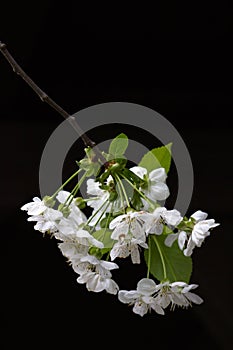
[43, 195, 55, 208]
[75, 197, 86, 209]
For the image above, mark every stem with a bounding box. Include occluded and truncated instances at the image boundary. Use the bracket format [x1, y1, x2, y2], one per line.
[65, 171, 88, 206]
[90, 202, 111, 233]
[152, 235, 167, 280]
[118, 182, 124, 209]
[67, 171, 87, 206]
[147, 235, 152, 278]
[115, 174, 130, 208]
[51, 169, 82, 198]
[85, 198, 109, 227]
[0, 41, 106, 163]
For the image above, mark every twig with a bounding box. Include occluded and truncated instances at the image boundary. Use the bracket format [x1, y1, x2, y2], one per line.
[0, 41, 105, 163]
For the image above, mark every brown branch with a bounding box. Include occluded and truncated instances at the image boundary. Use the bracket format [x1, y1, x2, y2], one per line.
[0, 41, 106, 162]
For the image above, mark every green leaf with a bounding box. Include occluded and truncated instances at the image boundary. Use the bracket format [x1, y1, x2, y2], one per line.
[144, 234, 192, 283]
[138, 143, 172, 174]
[92, 228, 115, 249]
[108, 133, 129, 159]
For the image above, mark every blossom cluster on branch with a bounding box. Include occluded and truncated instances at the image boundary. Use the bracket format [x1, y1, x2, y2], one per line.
[21, 133, 219, 316]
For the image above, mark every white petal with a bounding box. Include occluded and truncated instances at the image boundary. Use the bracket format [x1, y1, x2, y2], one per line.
[191, 210, 208, 222]
[164, 209, 183, 226]
[153, 223, 164, 235]
[56, 190, 72, 204]
[45, 208, 63, 221]
[133, 239, 148, 249]
[109, 214, 127, 229]
[105, 279, 119, 295]
[152, 207, 167, 217]
[133, 301, 148, 316]
[87, 274, 104, 292]
[21, 202, 33, 211]
[75, 229, 92, 238]
[69, 205, 87, 224]
[185, 292, 204, 304]
[182, 284, 199, 293]
[171, 292, 188, 307]
[194, 221, 211, 234]
[110, 244, 120, 260]
[77, 271, 93, 284]
[100, 260, 119, 270]
[164, 233, 178, 247]
[90, 236, 104, 248]
[118, 290, 139, 303]
[130, 220, 146, 241]
[111, 223, 129, 241]
[129, 166, 147, 179]
[178, 231, 187, 250]
[137, 278, 157, 295]
[130, 245, 141, 264]
[33, 197, 42, 202]
[151, 303, 165, 315]
[171, 281, 187, 289]
[183, 238, 195, 256]
[155, 295, 171, 309]
[23, 199, 47, 215]
[86, 178, 102, 196]
[149, 168, 167, 183]
[148, 182, 170, 201]
[80, 254, 99, 264]
[27, 215, 41, 222]
[110, 243, 129, 260]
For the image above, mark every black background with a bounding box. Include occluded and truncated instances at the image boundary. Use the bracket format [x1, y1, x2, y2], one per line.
[1, 2, 233, 349]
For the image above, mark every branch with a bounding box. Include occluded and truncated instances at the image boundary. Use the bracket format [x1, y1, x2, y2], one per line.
[0, 41, 105, 161]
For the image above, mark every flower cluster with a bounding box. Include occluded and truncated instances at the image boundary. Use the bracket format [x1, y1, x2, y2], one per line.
[119, 278, 203, 316]
[21, 134, 220, 316]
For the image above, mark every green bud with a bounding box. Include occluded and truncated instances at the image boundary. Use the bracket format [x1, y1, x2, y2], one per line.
[75, 197, 86, 209]
[109, 191, 118, 202]
[126, 207, 134, 214]
[89, 247, 103, 259]
[58, 204, 70, 217]
[43, 195, 55, 208]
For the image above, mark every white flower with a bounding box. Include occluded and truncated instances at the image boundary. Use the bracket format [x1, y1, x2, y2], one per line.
[110, 211, 152, 242]
[75, 254, 119, 294]
[110, 237, 148, 264]
[130, 166, 170, 204]
[164, 210, 220, 255]
[154, 281, 203, 309]
[118, 278, 164, 316]
[27, 207, 63, 233]
[54, 208, 87, 241]
[58, 241, 89, 264]
[184, 218, 220, 257]
[56, 190, 87, 224]
[148, 207, 183, 235]
[57, 220, 104, 248]
[21, 197, 47, 216]
[109, 211, 151, 263]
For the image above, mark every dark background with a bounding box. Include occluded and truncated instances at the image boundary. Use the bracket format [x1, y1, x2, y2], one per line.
[1, 2, 232, 349]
